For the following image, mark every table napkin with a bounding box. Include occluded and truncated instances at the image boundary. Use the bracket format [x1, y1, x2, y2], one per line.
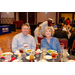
[1, 57, 16, 61]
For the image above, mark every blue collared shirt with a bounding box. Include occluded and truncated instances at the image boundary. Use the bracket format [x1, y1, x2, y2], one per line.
[12, 32, 36, 53]
[41, 37, 61, 53]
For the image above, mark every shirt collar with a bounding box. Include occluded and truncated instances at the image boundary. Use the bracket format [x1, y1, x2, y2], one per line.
[45, 37, 53, 40]
[21, 32, 29, 37]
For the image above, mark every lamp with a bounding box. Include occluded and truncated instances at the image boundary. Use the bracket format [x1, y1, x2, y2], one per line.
[7, 12, 9, 14]
[46, 12, 47, 14]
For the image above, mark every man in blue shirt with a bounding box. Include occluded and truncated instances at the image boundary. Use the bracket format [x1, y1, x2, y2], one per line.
[12, 23, 36, 53]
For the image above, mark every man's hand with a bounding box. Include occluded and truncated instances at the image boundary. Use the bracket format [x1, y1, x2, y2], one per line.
[38, 31, 40, 35]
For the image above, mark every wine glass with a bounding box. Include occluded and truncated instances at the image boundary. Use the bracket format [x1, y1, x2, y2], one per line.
[51, 52, 57, 62]
[42, 48, 47, 60]
[43, 48, 47, 55]
[60, 43, 64, 53]
[18, 48, 24, 61]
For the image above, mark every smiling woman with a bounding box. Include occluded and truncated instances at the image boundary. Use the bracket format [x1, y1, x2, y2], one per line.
[41, 26, 61, 53]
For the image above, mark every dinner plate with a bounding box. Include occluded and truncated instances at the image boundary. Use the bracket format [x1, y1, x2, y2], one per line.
[2, 52, 13, 56]
[47, 50, 57, 55]
[68, 60, 75, 62]
[25, 49, 34, 53]
[12, 59, 23, 62]
[36, 49, 42, 53]
[44, 55, 52, 59]
[26, 56, 35, 60]
[38, 59, 48, 62]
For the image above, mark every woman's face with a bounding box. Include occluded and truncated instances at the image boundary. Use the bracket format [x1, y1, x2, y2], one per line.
[45, 29, 52, 37]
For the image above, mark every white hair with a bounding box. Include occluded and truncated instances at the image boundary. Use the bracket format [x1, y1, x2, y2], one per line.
[48, 18, 53, 22]
[43, 26, 54, 36]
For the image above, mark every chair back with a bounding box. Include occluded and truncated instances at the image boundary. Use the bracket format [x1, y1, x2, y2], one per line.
[72, 40, 75, 51]
[37, 37, 44, 44]
[58, 38, 68, 49]
[10, 43, 13, 52]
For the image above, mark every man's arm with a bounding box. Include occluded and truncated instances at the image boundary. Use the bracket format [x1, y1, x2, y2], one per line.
[38, 26, 41, 35]
[31, 37, 36, 51]
[12, 37, 18, 53]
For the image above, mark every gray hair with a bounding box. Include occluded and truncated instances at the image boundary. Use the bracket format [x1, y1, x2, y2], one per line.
[21, 23, 30, 29]
[43, 26, 54, 36]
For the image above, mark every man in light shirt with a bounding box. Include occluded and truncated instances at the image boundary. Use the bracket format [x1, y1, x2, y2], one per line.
[12, 23, 36, 53]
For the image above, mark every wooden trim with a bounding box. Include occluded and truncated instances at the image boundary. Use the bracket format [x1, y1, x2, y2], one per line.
[56, 12, 58, 25]
[0, 12, 1, 24]
[14, 12, 16, 20]
[34, 12, 37, 24]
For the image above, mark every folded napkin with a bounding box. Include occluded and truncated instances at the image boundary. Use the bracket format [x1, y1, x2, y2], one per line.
[1, 57, 5, 59]
[1, 57, 16, 62]
[10, 57, 16, 62]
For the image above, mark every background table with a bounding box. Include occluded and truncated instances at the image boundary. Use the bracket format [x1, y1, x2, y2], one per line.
[0, 25, 11, 35]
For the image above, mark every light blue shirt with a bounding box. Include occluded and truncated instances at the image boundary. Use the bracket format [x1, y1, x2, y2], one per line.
[12, 32, 36, 53]
[41, 37, 61, 53]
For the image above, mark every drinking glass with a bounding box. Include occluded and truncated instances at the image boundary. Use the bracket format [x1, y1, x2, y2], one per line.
[37, 43, 41, 49]
[51, 52, 57, 62]
[43, 48, 47, 55]
[18, 48, 24, 61]
[8, 54, 11, 61]
[60, 43, 64, 53]
[36, 51, 40, 57]
[29, 51, 35, 62]
[19, 48, 24, 54]
[40, 48, 47, 61]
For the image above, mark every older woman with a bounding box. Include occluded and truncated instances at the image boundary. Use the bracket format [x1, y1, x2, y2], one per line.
[41, 26, 61, 53]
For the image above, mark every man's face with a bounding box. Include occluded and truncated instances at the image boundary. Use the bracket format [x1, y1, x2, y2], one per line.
[22, 26, 29, 36]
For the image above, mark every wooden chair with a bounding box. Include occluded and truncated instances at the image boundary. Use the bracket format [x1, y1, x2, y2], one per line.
[58, 38, 68, 49]
[10, 43, 12, 52]
[36, 36, 44, 50]
[37, 36, 44, 45]
[72, 40, 75, 51]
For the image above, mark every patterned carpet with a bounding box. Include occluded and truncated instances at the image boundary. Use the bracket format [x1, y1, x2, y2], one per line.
[0, 29, 31, 53]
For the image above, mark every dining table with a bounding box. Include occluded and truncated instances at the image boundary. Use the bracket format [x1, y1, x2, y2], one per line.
[1, 50, 75, 62]
[20, 53, 59, 62]
[11, 53, 75, 62]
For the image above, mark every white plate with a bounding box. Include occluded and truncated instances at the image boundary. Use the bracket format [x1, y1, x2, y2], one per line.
[47, 50, 57, 55]
[38, 59, 48, 62]
[25, 49, 34, 53]
[12, 59, 19, 62]
[2, 52, 13, 56]
[68, 60, 75, 62]
[36, 49, 42, 53]
[44, 55, 52, 59]
[12, 59, 23, 62]
[26, 56, 35, 60]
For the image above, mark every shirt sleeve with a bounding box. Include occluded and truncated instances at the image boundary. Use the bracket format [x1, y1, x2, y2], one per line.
[39, 21, 48, 30]
[31, 37, 36, 51]
[56, 39, 61, 53]
[41, 40, 44, 48]
[12, 36, 18, 53]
